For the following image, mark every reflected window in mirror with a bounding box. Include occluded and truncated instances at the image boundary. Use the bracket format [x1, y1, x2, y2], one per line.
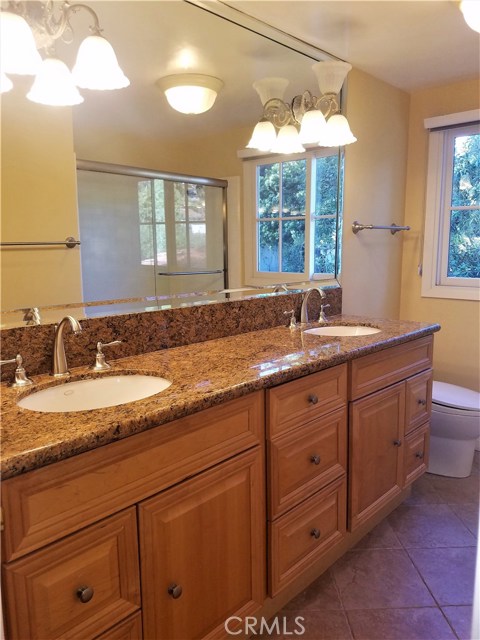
[243, 148, 343, 286]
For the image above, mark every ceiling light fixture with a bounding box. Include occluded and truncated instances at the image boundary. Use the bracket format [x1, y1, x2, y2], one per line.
[247, 60, 357, 153]
[459, 0, 480, 33]
[0, 1, 129, 106]
[156, 73, 223, 115]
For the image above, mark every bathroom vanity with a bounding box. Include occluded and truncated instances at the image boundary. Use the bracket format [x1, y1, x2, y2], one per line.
[0, 317, 438, 639]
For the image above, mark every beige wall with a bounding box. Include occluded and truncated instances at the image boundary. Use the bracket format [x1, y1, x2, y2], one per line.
[399, 78, 480, 391]
[341, 68, 410, 318]
[1, 90, 82, 310]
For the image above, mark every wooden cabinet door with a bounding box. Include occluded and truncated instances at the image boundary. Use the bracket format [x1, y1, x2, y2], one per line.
[3, 509, 140, 640]
[139, 448, 265, 640]
[349, 382, 405, 531]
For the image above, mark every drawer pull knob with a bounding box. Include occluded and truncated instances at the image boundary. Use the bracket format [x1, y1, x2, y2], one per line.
[415, 451, 424, 459]
[311, 455, 321, 465]
[76, 586, 94, 603]
[168, 583, 183, 599]
[417, 399, 427, 406]
[311, 528, 321, 540]
[393, 439, 402, 447]
[308, 394, 319, 405]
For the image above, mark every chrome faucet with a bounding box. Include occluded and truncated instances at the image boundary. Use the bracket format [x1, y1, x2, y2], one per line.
[52, 316, 82, 378]
[300, 287, 326, 324]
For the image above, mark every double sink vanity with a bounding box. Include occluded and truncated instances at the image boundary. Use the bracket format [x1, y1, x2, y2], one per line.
[0, 307, 440, 639]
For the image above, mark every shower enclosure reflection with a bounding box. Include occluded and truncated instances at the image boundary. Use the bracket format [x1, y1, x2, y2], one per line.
[77, 162, 227, 302]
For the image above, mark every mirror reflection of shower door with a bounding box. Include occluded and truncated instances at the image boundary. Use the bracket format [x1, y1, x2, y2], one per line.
[149, 181, 226, 296]
[77, 164, 227, 304]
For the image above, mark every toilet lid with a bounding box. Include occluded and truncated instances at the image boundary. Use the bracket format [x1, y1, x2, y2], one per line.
[432, 381, 480, 411]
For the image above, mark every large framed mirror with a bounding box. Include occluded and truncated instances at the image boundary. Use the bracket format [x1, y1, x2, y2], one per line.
[1, 0, 343, 328]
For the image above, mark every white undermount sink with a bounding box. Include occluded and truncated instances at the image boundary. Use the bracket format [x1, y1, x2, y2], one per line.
[17, 375, 172, 413]
[304, 325, 381, 337]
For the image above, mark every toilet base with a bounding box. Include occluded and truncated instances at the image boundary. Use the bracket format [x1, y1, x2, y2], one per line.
[428, 434, 476, 478]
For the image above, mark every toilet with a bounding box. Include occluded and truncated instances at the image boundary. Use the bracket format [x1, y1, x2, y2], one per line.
[428, 381, 480, 478]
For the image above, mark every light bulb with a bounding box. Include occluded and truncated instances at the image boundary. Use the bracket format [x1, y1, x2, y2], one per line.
[0, 11, 42, 75]
[1, 71, 13, 93]
[299, 109, 327, 143]
[320, 114, 357, 147]
[460, 0, 480, 33]
[72, 35, 129, 90]
[272, 125, 305, 154]
[247, 119, 277, 151]
[27, 58, 84, 106]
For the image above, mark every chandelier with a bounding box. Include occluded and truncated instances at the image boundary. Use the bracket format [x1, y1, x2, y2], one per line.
[0, 1, 129, 106]
[247, 60, 357, 154]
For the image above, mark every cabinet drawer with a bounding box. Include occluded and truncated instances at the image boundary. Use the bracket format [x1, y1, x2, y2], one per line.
[2, 392, 263, 561]
[268, 408, 347, 519]
[267, 364, 347, 437]
[95, 612, 142, 640]
[349, 336, 433, 400]
[405, 370, 433, 434]
[3, 508, 140, 640]
[404, 422, 430, 486]
[268, 476, 346, 596]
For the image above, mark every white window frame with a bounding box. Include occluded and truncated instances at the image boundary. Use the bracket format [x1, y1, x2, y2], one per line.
[422, 112, 480, 301]
[243, 148, 341, 287]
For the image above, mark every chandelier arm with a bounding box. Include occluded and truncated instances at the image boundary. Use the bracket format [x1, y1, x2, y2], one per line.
[263, 97, 294, 128]
[315, 93, 340, 118]
[63, 2, 103, 36]
[291, 90, 318, 124]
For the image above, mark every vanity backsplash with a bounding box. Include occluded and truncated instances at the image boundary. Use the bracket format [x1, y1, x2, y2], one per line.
[0, 288, 342, 381]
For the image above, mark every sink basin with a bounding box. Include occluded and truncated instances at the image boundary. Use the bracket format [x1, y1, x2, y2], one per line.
[17, 375, 172, 413]
[304, 325, 381, 337]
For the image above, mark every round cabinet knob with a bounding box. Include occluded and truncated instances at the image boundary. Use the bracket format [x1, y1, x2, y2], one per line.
[308, 394, 319, 405]
[311, 528, 321, 540]
[415, 451, 424, 459]
[76, 586, 94, 603]
[310, 455, 321, 465]
[417, 399, 427, 406]
[393, 439, 402, 447]
[167, 583, 183, 599]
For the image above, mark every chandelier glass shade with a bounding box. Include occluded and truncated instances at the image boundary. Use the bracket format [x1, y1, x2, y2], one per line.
[247, 60, 357, 153]
[156, 74, 224, 115]
[0, 2, 129, 106]
[460, 0, 480, 33]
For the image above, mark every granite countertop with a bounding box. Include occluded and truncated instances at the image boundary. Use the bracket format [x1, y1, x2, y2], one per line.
[0, 315, 440, 479]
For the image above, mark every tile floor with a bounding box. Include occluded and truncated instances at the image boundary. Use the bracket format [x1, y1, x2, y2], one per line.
[269, 453, 479, 640]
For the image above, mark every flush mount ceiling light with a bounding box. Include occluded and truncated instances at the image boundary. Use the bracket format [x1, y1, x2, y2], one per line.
[0, 1, 129, 106]
[247, 60, 357, 153]
[156, 73, 223, 115]
[459, 0, 480, 33]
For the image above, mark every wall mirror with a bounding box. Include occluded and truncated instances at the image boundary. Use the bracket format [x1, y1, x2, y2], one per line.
[1, 0, 342, 329]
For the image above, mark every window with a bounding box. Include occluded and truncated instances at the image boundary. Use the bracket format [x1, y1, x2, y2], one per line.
[422, 115, 480, 300]
[244, 148, 343, 285]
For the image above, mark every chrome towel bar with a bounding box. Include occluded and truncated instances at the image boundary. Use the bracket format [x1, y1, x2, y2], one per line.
[157, 269, 224, 276]
[352, 221, 410, 235]
[0, 237, 81, 248]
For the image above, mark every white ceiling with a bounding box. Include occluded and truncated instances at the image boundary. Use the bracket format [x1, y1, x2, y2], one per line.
[56, 0, 479, 149]
[224, 0, 480, 91]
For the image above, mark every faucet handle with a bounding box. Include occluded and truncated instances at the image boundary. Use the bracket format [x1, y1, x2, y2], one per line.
[0, 354, 33, 388]
[283, 309, 297, 329]
[92, 340, 123, 371]
[318, 304, 331, 323]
